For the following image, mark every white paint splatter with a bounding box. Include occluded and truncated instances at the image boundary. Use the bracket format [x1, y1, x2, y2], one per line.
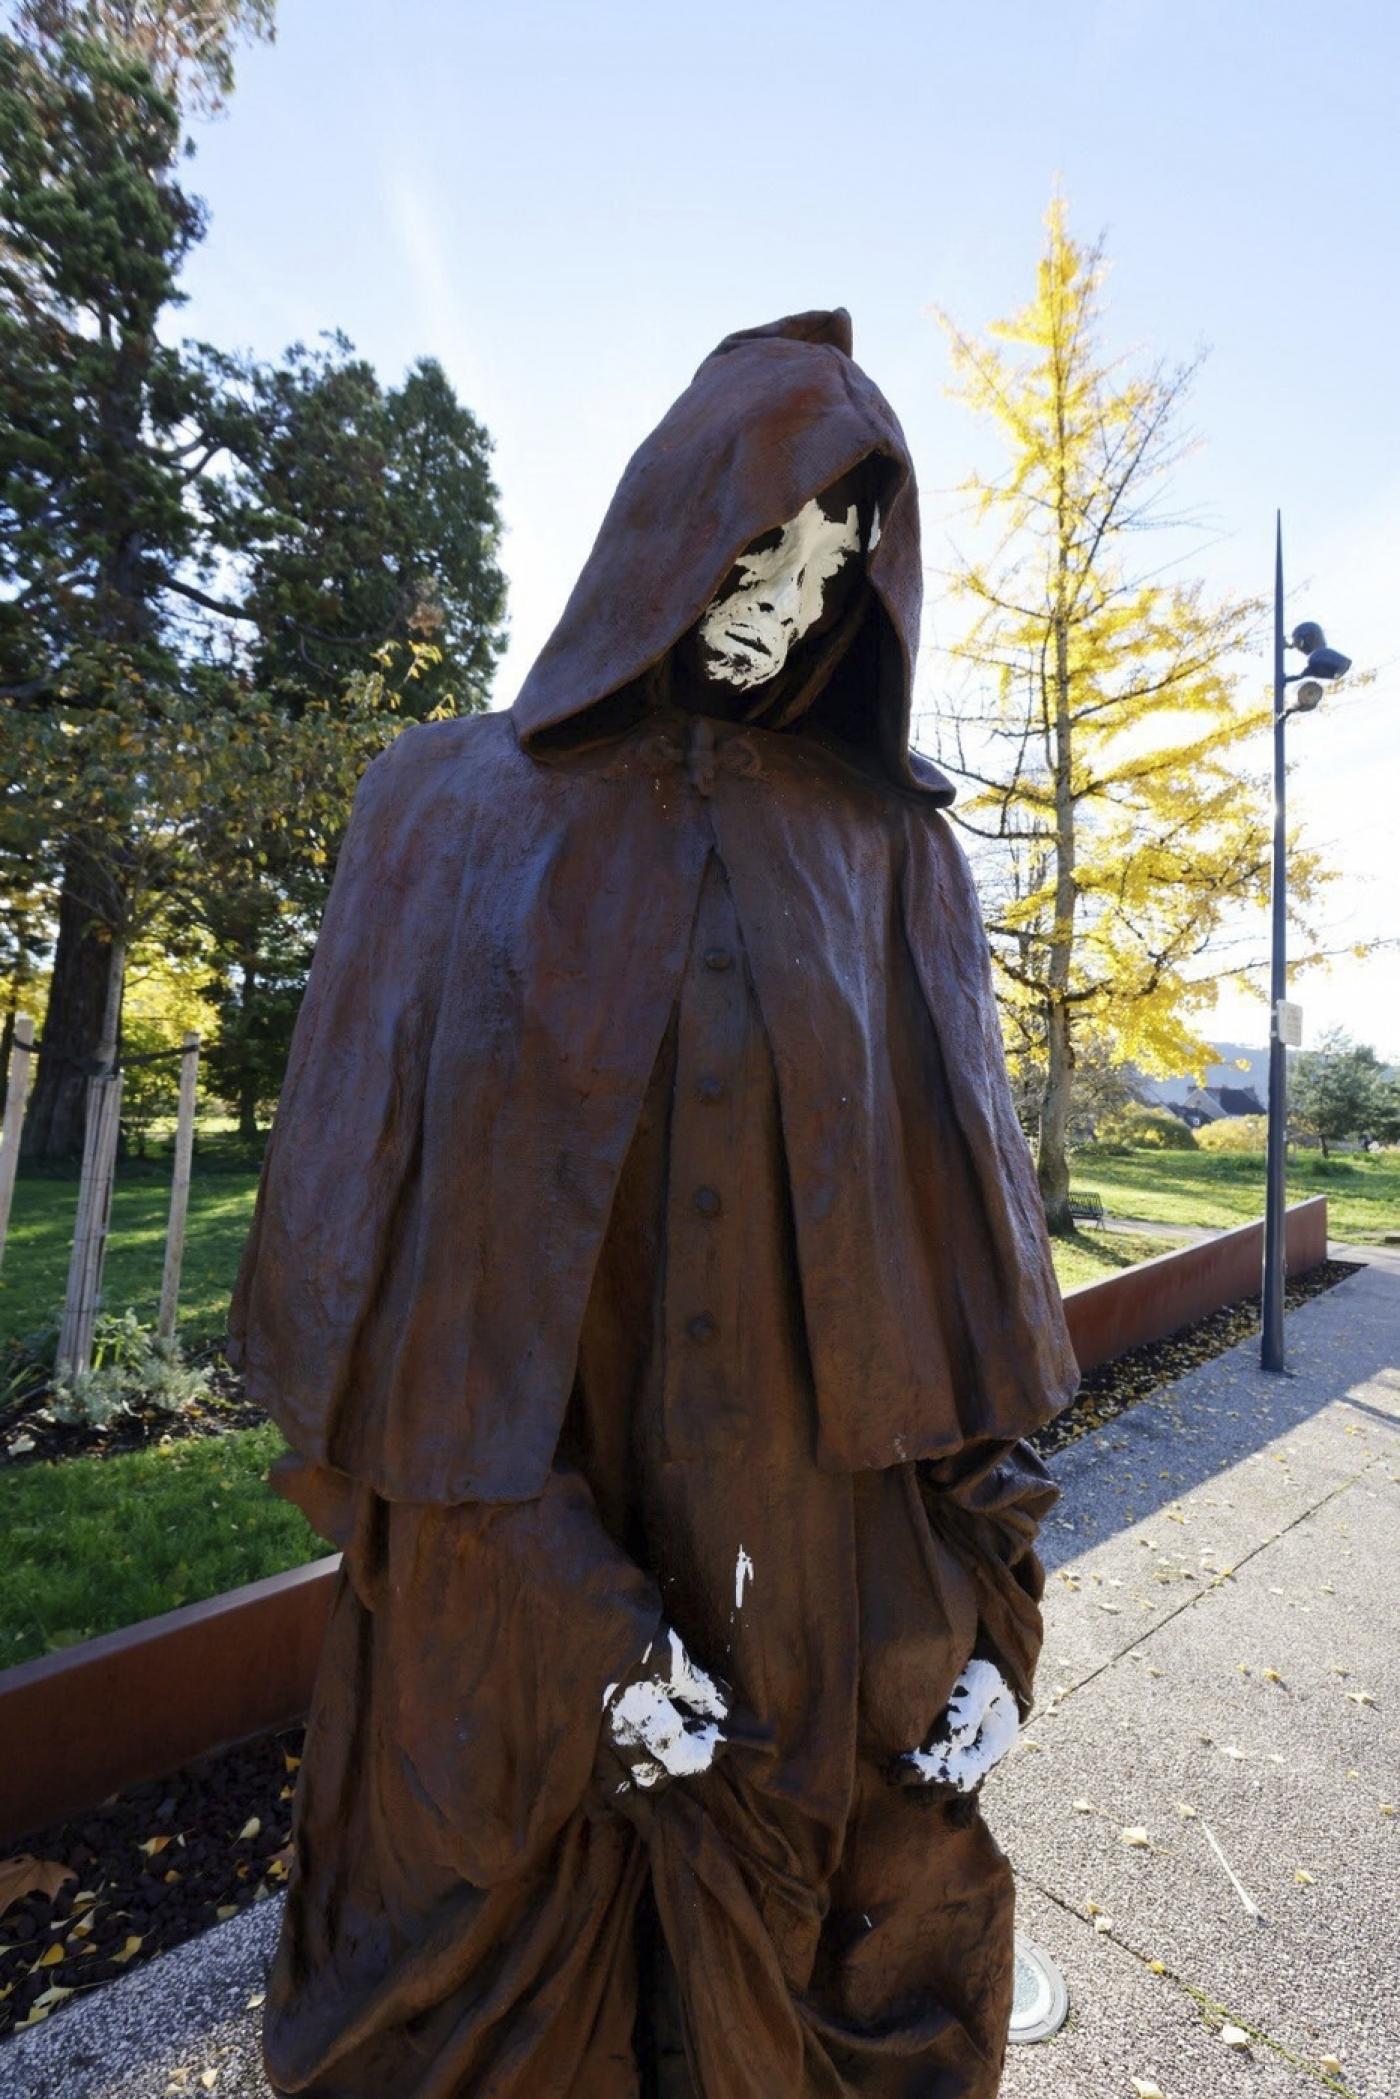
[868, 502, 882, 552]
[734, 1546, 755, 1610]
[899, 1659, 1019, 1793]
[699, 497, 861, 691]
[605, 1629, 730, 1786]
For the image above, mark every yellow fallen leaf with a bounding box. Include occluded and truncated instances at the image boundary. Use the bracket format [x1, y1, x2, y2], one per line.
[1093, 1915, 1113, 1933]
[246, 1990, 267, 2010]
[1072, 1798, 1093, 1813]
[1294, 1869, 1315, 1886]
[1175, 1801, 1197, 1819]
[1220, 2024, 1251, 2049]
[1121, 1827, 1151, 1848]
[215, 1904, 238, 1920]
[200, 2073, 218, 2091]
[1380, 1802, 1395, 1817]
[1346, 1690, 1376, 1707]
[139, 1834, 173, 1856]
[1148, 1959, 1166, 1974]
[31, 1984, 74, 2009]
[1086, 1900, 1103, 1915]
[1130, 2080, 1165, 2099]
[283, 1753, 301, 1772]
[236, 1816, 261, 1842]
[1262, 1668, 1282, 1683]
[36, 1941, 65, 1968]
[1320, 2054, 1343, 2075]
[112, 1933, 144, 1963]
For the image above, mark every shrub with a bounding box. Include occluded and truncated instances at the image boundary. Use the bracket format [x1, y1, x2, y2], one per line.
[1096, 1106, 1199, 1152]
[50, 1310, 211, 1430]
[1195, 1115, 1270, 1154]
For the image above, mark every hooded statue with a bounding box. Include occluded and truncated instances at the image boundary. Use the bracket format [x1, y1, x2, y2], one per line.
[229, 310, 1078, 2099]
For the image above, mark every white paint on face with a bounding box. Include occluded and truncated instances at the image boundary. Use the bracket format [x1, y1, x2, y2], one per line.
[734, 1546, 755, 1610]
[698, 496, 861, 692]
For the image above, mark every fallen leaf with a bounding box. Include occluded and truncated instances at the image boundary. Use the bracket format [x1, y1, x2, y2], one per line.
[1121, 1826, 1151, 1848]
[112, 1933, 144, 1964]
[1262, 1668, 1282, 1683]
[215, 1904, 238, 1921]
[139, 1834, 173, 1857]
[1220, 2024, 1251, 2050]
[0, 1854, 77, 1917]
[1294, 1869, 1316, 1886]
[200, 2074, 218, 2091]
[1130, 2079, 1165, 2098]
[236, 1816, 261, 1842]
[1093, 1914, 1113, 1933]
[1071, 1798, 1093, 1814]
[36, 1941, 65, 1968]
[1175, 1801, 1198, 1819]
[1346, 1690, 1376, 1707]
[1148, 1959, 1166, 1974]
[1320, 2054, 1343, 2075]
[283, 1753, 301, 1772]
[1221, 1743, 1248, 1760]
[246, 1991, 266, 2010]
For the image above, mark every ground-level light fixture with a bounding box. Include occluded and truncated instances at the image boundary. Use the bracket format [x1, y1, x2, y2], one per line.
[1008, 1933, 1070, 2043]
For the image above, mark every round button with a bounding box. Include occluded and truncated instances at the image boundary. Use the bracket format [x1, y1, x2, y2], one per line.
[696, 1074, 725, 1104]
[703, 947, 734, 972]
[693, 1185, 722, 1219]
[686, 1312, 717, 1345]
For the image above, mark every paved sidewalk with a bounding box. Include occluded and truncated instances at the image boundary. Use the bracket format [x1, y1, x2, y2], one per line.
[995, 1255, 1399, 2099]
[6, 1259, 1398, 2099]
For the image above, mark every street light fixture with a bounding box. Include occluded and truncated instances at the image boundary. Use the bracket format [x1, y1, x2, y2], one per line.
[1261, 515, 1351, 1373]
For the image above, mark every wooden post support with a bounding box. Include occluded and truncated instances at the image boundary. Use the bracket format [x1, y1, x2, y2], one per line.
[0, 1013, 35, 1272]
[57, 941, 126, 1379]
[158, 1031, 200, 1342]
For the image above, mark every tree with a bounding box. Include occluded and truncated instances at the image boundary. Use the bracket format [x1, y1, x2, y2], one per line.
[1, 6, 508, 1152]
[932, 199, 1326, 1231]
[0, 11, 260, 1156]
[1291, 1029, 1386, 1155]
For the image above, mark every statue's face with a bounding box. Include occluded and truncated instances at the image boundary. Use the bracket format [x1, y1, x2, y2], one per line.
[697, 494, 863, 692]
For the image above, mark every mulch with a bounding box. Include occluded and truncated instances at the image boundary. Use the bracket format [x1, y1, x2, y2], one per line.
[0, 1254, 1361, 2042]
[0, 1727, 303, 2037]
[1030, 1255, 1360, 1459]
[0, 1352, 262, 1474]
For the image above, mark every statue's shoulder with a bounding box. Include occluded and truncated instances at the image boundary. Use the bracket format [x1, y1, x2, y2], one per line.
[355, 710, 526, 830]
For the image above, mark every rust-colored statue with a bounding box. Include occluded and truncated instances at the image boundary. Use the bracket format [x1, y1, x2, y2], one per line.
[229, 309, 1078, 2099]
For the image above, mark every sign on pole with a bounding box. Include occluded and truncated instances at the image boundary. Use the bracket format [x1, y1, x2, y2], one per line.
[1275, 1000, 1304, 1048]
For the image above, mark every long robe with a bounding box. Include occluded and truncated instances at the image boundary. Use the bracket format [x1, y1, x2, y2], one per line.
[230, 310, 1078, 2098]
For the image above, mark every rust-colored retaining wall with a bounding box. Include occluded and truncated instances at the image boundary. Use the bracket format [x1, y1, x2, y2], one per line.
[1061, 1194, 1328, 1373]
[0, 1553, 340, 1845]
[0, 1197, 1330, 1844]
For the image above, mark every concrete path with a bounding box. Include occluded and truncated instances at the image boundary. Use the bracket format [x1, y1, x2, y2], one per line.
[995, 1255, 1399, 2099]
[6, 1260, 1397, 2099]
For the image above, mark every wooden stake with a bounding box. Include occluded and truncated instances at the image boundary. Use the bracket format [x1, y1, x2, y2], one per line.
[158, 1031, 200, 1342]
[0, 1013, 34, 1272]
[57, 941, 125, 1379]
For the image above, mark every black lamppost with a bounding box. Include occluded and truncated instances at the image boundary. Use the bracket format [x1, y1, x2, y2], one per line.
[1261, 513, 1350, 1373]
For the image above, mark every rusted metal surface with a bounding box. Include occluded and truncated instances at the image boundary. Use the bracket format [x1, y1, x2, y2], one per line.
[1062, 1194, 1329, 1372]
[0, 1200, 1329, 1847]
[0, 1554, 338, 1845]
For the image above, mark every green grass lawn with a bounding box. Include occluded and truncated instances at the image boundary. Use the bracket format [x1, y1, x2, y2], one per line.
[1068, 1145, 1399, 1245]
[0, 1422, 323, 1667]
[1049, 1227, 1180, 1291]
[0, 1161, 261, 1346]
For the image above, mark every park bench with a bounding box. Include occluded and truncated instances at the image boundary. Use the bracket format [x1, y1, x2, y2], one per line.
[1066, 1190, 1105, 1225]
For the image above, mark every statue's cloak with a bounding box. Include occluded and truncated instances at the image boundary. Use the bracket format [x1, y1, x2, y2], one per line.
[228, 309, 1077, 1506]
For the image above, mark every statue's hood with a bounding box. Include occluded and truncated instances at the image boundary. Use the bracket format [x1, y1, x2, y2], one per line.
[512, 309, 953, 801]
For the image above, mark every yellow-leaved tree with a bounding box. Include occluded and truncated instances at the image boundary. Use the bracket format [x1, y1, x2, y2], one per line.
[932, 198, 1325, 1233]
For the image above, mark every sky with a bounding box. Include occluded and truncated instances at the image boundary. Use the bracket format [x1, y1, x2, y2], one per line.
[175, 0, 1399, 1060]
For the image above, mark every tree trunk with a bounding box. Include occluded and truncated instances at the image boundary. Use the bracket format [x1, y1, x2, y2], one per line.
[22, 850, 125, 1163]
[1037, 995, 1075, 1234]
